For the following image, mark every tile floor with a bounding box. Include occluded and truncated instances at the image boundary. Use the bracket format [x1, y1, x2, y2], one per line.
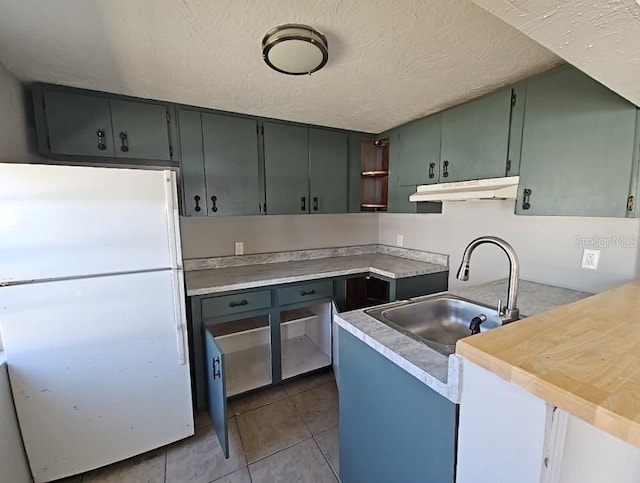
[62, 370, 339, 483]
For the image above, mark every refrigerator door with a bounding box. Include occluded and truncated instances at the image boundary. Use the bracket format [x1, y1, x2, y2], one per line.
[0, 270, 193, 482]
[0, 164, 182, 284]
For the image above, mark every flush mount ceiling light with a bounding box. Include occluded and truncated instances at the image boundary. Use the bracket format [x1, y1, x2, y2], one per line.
[262, 24, 328, 76]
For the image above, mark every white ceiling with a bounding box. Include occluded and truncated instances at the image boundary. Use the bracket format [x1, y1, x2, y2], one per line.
[469, 0, 640, 110]
[0, 0, 561, 133]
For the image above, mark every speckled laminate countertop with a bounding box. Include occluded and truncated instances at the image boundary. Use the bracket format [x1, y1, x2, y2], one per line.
[334, 279, 592, 403]
[185, 253, 448, 296]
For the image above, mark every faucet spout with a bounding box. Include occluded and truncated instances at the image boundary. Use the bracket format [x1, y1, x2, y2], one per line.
[456, 236, 520, 324]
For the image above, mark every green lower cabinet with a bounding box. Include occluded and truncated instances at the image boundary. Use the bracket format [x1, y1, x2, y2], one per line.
[440, 87, 512, 182]
[203, 326, 229, 458]
[516, 67, 638, 217]
[338, 327, 456, 483]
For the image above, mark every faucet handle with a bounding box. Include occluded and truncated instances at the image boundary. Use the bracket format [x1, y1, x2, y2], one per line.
[497, 299, 504, 316]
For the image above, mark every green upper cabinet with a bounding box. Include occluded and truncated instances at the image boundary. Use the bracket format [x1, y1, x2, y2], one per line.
[440, 88, 513, 182]
[42, 91, 115, 157]
[516, 67, 638, 217]
[35, 85, 174, 163]
[202, 113, 260, 216]
[178, 109, 207, 216]
[397, 114, 442, 186]
[110, 99, 172, 160]
[264, 123, 350, 215]
[309, 128, 348, 214]
[263, 122, 310, 215]
[178, 109, 261, 217]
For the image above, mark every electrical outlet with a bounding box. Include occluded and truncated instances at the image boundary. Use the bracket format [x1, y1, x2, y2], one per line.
[581, 248, 600, 270]
[396, 234, 404, 247]
[234, 241, 244, 256]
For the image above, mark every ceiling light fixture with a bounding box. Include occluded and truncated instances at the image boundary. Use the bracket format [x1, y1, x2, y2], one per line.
[262, 24, 328, 76]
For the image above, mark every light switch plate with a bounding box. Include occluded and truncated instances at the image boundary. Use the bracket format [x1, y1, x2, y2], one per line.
[234, 241, 244, 256]
[581, 248, 600, 270]
[396, 235, 404, 247]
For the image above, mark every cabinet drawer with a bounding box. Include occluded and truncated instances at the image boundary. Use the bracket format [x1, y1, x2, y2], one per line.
[278, 280, 333, 306]
[202, 290, 271, 318]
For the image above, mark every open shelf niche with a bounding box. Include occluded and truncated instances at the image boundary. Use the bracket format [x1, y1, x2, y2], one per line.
[361, 137, 389, 212]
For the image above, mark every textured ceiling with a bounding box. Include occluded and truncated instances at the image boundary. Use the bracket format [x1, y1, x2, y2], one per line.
[0, 0, 561, 133]
[469, 0, 640, 109]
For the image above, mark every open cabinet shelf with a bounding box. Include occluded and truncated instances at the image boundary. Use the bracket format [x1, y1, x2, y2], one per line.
[361, 138, 389, 212]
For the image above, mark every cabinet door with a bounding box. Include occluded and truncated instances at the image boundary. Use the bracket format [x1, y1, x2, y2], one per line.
[339, 328, 456, 483]
[516, 68, 637, 216]
[203, 326, 229, 458]
[264, 123, 310, 214]
[440, 89, 512, 182]
[309, 128, 348, 214]
[110, 99, 171, 160]
[43, 91, 115, 156]
[397, 114, 442, 186]
[178, 110, 207, 216]
[202, 113, 260, 216]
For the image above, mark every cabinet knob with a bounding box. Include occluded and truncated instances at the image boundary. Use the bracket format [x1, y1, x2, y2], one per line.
[428, 162, 435, 179]
[313, 196, 319, 211]
[301, 196, 306, 212]
[211, 195, 218, 213]
[522, 188, 532, 210]
[228, 299, 248, 308]
[194, 195, 201, 213]
[212, 357, 221, 380]
[300, 289, 316, 296]
[119, 132, 129, 152]
[443, 160, 449, 178]
[96, 130, 106, 151]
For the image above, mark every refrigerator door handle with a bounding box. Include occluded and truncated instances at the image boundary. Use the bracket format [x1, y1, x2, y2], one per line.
[164, 170, 183, 270]
[171, 270, 189, 365]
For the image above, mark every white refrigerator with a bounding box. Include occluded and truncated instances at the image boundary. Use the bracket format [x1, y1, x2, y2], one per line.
[0, 163, 193, 482]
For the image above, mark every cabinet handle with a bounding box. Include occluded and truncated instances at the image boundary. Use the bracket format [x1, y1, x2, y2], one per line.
[443, 160, 449, 178]
[313, 196, 319, 211]
[301, 196, 306, 212]
[300, 289, 316, 296]
[228, 299, 248, 308]
[119, 132, 129, 152]
[522, 188, 532, 210]
[96, 130, 106, 151]
[212, 357, 221, 380]
[194, 195, 201, 213]
[428, 162, 435, 179]
[211, 195, 218, 213]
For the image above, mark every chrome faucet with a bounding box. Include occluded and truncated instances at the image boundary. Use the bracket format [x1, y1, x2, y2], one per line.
[456, 236, 520, 324]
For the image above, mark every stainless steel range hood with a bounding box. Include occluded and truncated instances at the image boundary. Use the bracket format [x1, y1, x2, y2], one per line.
[409, 176, 519, 202]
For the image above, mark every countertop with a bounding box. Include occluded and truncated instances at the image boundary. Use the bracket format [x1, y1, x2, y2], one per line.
[335, 279, 591, 403]
[457, 280, 640, 448]
[185, 253, 447, 296]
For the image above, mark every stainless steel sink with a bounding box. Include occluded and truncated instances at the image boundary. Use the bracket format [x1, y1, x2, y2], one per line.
[365, 294, 502, 356]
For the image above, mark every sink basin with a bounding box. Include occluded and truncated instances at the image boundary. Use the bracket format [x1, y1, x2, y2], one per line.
[365, 294, 502, 356]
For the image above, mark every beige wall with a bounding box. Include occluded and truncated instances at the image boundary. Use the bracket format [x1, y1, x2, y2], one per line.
[180, 213, 379, 259]
[0, 61, 38, 163]
[379, 201, 640, 293]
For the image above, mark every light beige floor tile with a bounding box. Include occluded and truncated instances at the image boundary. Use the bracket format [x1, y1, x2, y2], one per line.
[236, 397, 311, 463]
[249, 438, 337, 483]
[82, 448, 166, 483]
[194, 409, 212, 431]
[290, 381, 338, 434]
[283, 370, 335, 397]
[165, 418, 246, 483]
[211, 466, 252, 483]
[314, 425, 339, 477]
[227, 385, 288, 417]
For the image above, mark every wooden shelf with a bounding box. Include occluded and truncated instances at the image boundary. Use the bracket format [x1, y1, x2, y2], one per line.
[361, 203, 387, 209]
